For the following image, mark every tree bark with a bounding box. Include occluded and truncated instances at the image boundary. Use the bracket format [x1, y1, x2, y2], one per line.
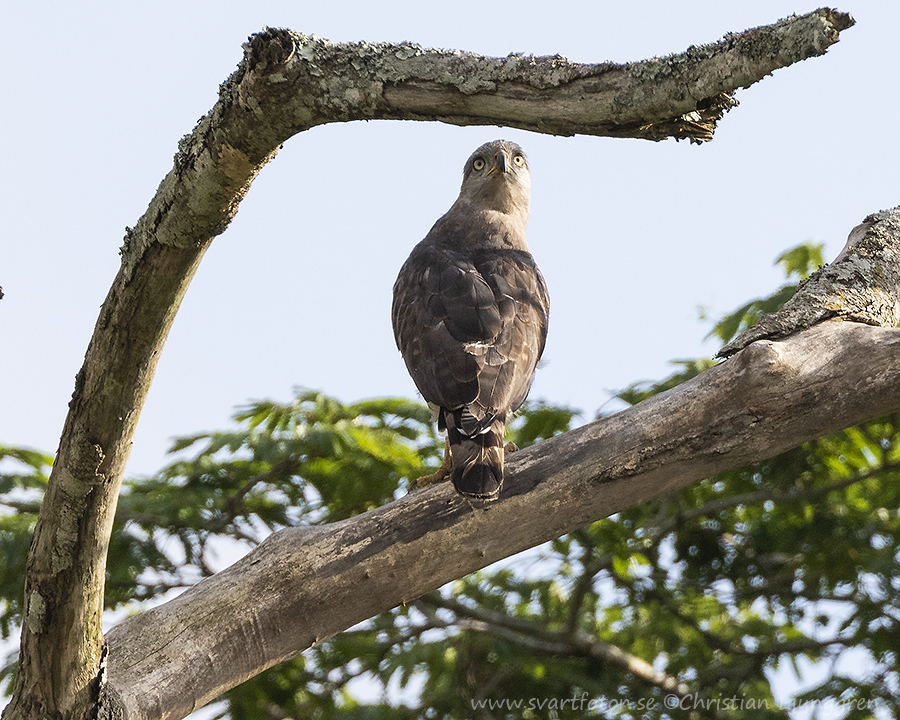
[104, 317, 900, 720]
[719, 207, 900, 356]
[3, 9, 856, 720]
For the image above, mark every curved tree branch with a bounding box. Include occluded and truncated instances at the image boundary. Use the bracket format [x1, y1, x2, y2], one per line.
[105, 314, 900, 720]
[4, 9, 856, 720]
[228, 8, 853, 144]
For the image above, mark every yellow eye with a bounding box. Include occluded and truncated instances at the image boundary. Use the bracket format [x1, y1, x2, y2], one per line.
[472, 157, 485, 171]
[513, 154, 525, 167]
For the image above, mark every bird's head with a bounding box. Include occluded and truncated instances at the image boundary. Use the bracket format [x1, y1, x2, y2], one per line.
[459, 140, 531, 217]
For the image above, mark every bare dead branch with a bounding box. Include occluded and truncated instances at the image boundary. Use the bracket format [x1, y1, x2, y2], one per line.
[228, 9, 854, 144]
[3, 9, 858, 720]
[103, 313, 900, 720]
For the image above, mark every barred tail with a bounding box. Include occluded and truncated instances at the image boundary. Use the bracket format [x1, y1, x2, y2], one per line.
[445, 414, 505, 500]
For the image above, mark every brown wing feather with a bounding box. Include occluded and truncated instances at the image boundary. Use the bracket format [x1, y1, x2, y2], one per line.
[392, 242, 549, 497]
[393, 244, 547, 420]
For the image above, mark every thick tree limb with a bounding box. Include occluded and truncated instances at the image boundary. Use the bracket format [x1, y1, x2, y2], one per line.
[3, 9, 856, 720]
[103, 316, 900, 720]
[719, 207, 900, 356]
[231, 8, 852, 144]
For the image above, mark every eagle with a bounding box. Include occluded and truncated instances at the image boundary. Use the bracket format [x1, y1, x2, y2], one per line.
[392, 140, 550, 500]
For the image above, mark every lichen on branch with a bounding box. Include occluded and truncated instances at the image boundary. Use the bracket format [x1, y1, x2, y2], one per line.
[719, 206, 900, 358]
[231, 8, 853, 143]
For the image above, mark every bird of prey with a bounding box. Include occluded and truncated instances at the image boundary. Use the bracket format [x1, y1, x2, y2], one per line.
[392, 140, 550, 500]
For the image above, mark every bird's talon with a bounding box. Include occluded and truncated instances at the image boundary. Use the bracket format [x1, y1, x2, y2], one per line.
[416, 439, 453, 488]
[416, 466, 451, 487]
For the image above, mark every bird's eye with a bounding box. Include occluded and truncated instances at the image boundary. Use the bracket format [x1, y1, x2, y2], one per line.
[472, 157, 486, 171]
[513, 154, 525, 167]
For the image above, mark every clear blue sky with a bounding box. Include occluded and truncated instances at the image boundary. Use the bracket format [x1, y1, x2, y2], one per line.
[3, 1, 897, 478]
[1, 1, 897, 713]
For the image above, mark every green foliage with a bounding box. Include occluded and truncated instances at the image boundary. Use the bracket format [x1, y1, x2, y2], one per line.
[508, 400, 580, 447]
[706, 242, 824, 348]
[111, 390, 437, 600]
[0, 446, 52, 692]
[616, 359, 716, 408]
[3, 240, 898, 718]
[0, 447, 51, 639]
[619, 242, 823, 408]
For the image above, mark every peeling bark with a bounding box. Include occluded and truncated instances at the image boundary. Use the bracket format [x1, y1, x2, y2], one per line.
[3, 9, 857, 720]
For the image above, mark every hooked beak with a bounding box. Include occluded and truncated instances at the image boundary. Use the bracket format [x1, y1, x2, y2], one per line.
[486, 150, 509, 177]
[496, 150, 509, 174]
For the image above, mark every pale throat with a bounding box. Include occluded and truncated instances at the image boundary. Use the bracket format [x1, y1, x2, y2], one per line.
[478, 207, 530, 247]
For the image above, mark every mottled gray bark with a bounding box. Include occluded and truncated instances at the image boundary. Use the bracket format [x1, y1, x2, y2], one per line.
[222, 8, 853, 145]
[105, 319, 900, 720]
[719, 206, 900, 357]
[3, 9, 858, 720]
